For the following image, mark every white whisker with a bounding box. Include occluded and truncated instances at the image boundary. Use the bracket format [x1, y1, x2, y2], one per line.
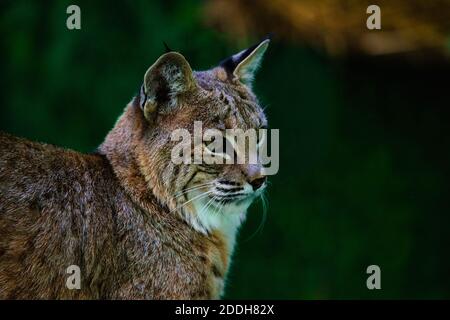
[243, 192, 268, 242]
[174, 182, 215, 197]
[170, 190, 213, 214]
[199, 195, 217, 216]
[213, 199, 225, 216]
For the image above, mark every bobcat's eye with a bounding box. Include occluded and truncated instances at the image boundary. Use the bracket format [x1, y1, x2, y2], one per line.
[204, 136, 224, 153]
[204, 136, 235, 160]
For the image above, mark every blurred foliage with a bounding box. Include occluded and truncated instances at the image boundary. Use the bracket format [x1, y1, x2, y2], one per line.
[205, 0, 450, 58]
[1, 0, 450, 299]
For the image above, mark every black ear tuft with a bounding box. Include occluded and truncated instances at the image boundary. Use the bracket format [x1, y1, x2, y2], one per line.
[163, 41, 172, 53]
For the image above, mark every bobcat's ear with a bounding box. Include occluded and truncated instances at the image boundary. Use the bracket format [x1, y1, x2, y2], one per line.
[220, 38, 270, 85]
[142, 52, 196, 120]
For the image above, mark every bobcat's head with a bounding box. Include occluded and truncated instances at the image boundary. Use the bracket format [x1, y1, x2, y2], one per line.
[105, 39, 271, 238]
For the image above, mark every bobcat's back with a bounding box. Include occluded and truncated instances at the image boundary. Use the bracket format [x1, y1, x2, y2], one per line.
[0, 132, 121, 298]
[0, 132, 224, 299]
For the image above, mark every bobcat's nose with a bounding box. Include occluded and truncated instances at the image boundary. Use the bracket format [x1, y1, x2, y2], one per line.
[249, 176, 267, 191]
[243, 164, 267, 191]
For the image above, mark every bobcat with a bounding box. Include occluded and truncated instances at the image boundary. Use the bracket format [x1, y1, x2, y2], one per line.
[0, 39, 270, 299]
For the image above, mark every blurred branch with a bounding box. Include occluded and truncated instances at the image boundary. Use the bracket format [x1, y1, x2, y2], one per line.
[204, 0, 450, 59]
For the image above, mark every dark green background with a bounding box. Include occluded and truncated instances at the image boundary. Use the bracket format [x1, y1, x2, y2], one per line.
[1, 1, 449, 299]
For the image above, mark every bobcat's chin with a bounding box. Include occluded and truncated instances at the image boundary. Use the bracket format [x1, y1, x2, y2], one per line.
[180, 179, 266, 241]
